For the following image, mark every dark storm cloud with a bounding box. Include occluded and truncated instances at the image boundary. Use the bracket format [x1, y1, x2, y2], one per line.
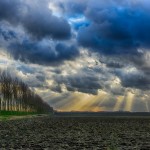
[56, 0, 87, 16]
[0, 0, 21, 24]
[0, 0, 79, 65]
[117, 70, 150, 90]
[122, 75, 150, 90]
[36, 75, 46, 82]
[55, 43, 79, 60]
[0, 25, 17, 41]
[55, 73, 102, 95]
[0, 0, 150, 98]
[127, 53, 150, 75]
[23, 6, 71, 40]
[9, 40, 79, 65]
[106, 62, 124, 68]
[76, 0, 150, 54]
[0, 0, 71, 40]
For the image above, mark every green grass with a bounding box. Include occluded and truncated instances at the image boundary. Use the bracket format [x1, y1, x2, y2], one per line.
[0, 111, 53, 121]
[0, 110, 39, 116]
[0, 111, 39, 121]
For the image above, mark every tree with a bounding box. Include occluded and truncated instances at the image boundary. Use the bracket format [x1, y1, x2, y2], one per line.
[0, 70, 53, 113]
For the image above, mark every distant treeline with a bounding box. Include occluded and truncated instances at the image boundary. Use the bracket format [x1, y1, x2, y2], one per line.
[55, 111, 150, 117]
[0, 70, 53, 113]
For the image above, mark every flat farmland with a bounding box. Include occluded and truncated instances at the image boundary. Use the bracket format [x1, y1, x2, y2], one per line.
[0, 116, 150, 150]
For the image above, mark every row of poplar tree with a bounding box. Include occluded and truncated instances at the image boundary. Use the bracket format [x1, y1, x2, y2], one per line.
[0, 71, 53, 113]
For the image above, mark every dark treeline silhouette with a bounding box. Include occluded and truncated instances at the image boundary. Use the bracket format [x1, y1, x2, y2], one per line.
[0, 70, 53, 113]
[55, 111, 150, 117]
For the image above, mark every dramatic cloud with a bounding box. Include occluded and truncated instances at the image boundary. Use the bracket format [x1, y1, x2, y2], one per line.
[0, 3, 78, 66]
[9, 39, 79, 65]
[118, 68, 150, 90]
[0, 0, 150, 112]
[55, 74, 102, 95]
[0, 0, 71, 40]
[77, 0, 150, 54]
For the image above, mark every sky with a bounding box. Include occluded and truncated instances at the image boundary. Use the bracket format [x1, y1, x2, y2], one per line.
[0, 0, 150, 112]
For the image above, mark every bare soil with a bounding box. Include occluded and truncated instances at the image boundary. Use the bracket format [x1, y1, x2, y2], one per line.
[0, 116, 150, 150]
